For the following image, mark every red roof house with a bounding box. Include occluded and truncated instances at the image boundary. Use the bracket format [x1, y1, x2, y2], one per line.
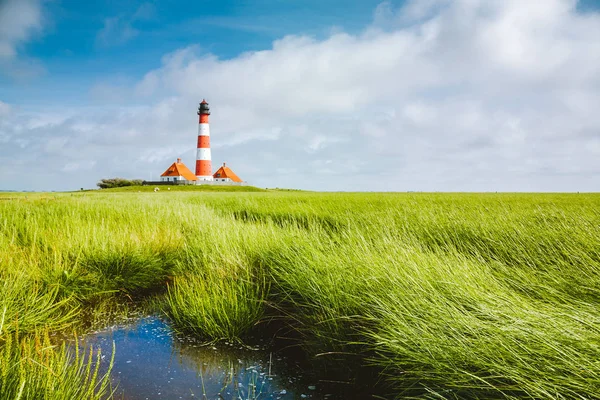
[160, 158, 197, 183]
[212, 163, 243, 183]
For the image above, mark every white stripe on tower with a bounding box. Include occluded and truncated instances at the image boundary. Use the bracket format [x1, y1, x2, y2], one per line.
[195, 99, 213, 181]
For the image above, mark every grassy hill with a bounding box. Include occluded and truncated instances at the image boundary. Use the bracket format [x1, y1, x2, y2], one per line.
[95, 184, 267, 192]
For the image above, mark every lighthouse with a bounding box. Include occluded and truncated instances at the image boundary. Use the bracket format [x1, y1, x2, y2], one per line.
[195, 99, 213, 181]
[152, 100, 246, 186]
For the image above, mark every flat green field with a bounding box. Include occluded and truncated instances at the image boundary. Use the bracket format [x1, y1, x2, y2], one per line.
[1, 191, 599, 398]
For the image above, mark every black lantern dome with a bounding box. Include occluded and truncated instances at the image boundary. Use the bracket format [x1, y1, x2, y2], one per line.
[198, 99, 210, 115]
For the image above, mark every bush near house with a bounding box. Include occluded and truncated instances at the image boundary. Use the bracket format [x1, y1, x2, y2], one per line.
[97, 178, 143, 189]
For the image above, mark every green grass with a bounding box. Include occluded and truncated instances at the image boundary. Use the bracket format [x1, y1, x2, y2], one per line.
[0, 191, 599, 398]
[0, 330, 114, 400]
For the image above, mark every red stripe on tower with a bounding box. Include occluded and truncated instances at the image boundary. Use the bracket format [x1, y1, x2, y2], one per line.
[195, 99, 213, 181]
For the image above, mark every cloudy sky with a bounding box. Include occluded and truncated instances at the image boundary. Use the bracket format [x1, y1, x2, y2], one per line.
[1, 0, 599, 192]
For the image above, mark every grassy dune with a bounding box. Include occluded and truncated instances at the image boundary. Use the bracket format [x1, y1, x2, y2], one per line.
[0, 191, 599, 398]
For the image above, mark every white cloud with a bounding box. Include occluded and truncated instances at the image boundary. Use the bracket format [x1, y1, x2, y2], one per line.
[132, 2, 156, 21]
[96, 16, 139, 47]
[0, 0, 45, 78]
[62, 160, 96, 173]
[0, 0, 43, 59]
[0, 100, 11, 117]
[96, 3, 155, 47]
[2, 0, 600, 191]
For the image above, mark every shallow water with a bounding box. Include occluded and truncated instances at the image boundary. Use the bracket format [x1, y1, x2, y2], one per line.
[83, 316, 322, 400]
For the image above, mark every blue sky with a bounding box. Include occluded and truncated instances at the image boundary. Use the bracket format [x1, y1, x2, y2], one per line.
[1, 0, 600, 191]
[12, 0, 597, 104]
[2, 0, 395, 104]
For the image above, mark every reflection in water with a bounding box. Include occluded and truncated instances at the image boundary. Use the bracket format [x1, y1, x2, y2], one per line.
[84, 317, 317, 399]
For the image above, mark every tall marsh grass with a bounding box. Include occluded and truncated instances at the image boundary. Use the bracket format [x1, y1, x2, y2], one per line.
[0, 324, 114, 399]
[1, 191, 599, 398]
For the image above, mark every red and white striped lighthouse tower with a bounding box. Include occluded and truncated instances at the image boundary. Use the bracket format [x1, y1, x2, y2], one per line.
[195, 99, 213, 181]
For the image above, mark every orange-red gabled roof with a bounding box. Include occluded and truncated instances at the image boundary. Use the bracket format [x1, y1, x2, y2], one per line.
[160, 159, 197, 181]
[213, 163, 243, 182]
